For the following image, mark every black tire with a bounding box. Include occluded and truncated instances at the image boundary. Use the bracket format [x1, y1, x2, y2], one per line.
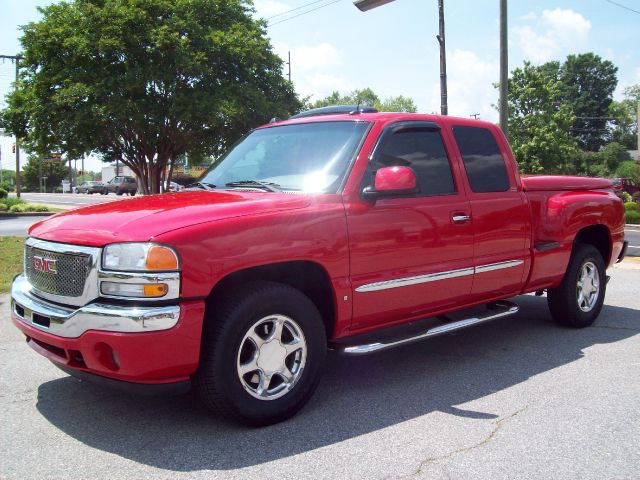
[195, 281, 327, 426]
[115, 188, 122, 195]
[102, 189, 107, 195]
[130, 191, 136, 196]
[547, 244, 606, 328]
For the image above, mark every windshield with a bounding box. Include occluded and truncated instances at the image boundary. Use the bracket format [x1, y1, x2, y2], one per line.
[200, 121, 370, 193]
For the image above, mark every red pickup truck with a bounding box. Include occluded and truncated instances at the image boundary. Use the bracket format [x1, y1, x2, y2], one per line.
[11, 107, 627, 425]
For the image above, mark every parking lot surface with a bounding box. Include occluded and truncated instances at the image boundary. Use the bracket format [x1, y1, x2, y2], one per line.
[1, 263, 639, 480]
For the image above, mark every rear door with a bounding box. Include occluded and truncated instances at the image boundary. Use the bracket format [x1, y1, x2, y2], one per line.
[347, 121, 474, 331]
[448, 125, 530, 301]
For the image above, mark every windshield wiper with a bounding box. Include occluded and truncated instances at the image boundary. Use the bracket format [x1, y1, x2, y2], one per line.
[225, 180, 282, 192]
[186, 181, 216, 190]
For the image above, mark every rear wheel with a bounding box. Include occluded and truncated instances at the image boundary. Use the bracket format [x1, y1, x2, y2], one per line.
[195, 281, 326, 425]
[548, 244, 606, 328]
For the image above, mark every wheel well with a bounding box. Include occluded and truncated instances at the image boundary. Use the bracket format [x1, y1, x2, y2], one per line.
[205, 261, 336, 338]
[573, 225, 611, 264]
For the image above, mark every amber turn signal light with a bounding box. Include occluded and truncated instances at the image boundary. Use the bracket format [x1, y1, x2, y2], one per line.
[143, 284, 168, 297]
[145, 245, 179, 270]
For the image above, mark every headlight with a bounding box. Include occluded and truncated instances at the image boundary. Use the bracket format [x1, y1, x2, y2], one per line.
[102, 243, 180, 271]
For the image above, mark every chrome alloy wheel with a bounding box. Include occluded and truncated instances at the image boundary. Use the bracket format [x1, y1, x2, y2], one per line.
[576, 261, 600, 312]
[236, 315, 307, 401]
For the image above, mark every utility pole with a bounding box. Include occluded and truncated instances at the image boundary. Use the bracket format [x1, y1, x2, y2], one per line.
[436, 0, 448, 115]
[287, 51, 291, 82]
[499, 0, 508, 138]
[0, 54, 24, 197]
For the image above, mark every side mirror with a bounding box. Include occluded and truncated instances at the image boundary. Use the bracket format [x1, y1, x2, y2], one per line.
[362, 166, 419, 200]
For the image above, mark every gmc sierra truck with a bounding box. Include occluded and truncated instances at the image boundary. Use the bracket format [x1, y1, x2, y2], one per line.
[11, 106, 627, 425]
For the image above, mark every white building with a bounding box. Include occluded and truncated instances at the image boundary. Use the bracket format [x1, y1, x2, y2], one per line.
[101, 163, 135, 183]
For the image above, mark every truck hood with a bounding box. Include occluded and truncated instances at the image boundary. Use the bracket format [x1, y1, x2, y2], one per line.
[28, 191, 310, 246]
[522, 175, 612, 191]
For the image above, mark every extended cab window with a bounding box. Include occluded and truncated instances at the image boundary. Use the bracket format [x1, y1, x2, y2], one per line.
[453, 126, 510, 193]
[371, 128, 456, 196]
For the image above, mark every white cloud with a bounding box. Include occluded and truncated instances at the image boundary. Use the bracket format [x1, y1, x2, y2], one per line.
[303, 73, 354, 99]
[275, 42, 344, 73]
[273, 42, 351, 101]
[253, 0, 290, 19]
[430, 49, 499, 122]
[515, 9, 591, 63]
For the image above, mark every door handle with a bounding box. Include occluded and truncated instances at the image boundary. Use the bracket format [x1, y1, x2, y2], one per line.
[452, 214, 470, 223]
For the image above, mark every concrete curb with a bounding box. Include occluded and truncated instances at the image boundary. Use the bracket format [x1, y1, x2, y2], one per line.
[0, 212, 56, 218]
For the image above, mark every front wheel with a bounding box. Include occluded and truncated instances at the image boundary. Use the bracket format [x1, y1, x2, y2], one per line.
[195, 281, 327, 425]
[547, 244, 606, 328]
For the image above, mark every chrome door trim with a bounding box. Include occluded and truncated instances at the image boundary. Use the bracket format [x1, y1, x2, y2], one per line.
[475, 259, 524, 274]
[355, 259, 524, 293]
[355, 267, 474, 293]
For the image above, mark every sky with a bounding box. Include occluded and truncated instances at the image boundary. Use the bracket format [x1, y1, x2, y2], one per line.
[1, 0, 639, 174]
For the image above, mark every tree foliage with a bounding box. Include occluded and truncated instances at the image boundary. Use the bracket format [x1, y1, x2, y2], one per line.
[0, 0, 302, 194]
[559, 53, 618, 151]
[507, 61, 578, 174]
[21, 156, 69, 192]
[311, 88, 417, 113]
[608, 84, 639, 149]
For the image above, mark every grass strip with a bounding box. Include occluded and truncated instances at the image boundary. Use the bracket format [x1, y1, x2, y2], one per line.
[0, 237, 24, 294]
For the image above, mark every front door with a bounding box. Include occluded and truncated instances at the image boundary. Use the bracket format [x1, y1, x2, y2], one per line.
[346, 122, 474, 332]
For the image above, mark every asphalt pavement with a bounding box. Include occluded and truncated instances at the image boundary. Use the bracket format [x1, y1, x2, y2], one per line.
[1, 261, 639, 480]
[11, 192, 122, 209]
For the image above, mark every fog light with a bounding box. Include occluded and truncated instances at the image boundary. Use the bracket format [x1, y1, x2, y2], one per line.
[101, 282, 168, 298]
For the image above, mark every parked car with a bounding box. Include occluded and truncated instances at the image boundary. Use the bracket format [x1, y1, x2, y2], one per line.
[11, 106, 627, 426]
[103, 176, 138, 195]
[74, 181, 104, 194]
[166, 181, 184, 192]
[611, 177, 640, 199]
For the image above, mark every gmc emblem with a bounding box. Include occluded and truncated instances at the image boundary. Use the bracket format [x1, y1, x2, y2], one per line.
[33, 256, 57, 275]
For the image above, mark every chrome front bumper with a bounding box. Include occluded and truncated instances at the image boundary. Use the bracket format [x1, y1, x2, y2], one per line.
[11, 274, 181, 338]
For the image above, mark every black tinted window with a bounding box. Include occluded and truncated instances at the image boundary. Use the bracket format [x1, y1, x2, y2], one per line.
[372, 128, 456, 196]
[453, 126, 509, 193]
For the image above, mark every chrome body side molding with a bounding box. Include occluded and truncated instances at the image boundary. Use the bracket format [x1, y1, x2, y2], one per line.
[356, 259, 524, 293]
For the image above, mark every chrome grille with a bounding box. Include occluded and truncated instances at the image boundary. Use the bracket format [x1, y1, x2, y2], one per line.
[25, 245, 92, 297]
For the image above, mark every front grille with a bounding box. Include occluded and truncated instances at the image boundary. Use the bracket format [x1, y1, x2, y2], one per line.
[25, 245, 92, 297]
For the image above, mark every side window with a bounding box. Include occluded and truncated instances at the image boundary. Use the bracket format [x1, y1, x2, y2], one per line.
[372, 128, 456, 196]
[452, 126, 510, 193]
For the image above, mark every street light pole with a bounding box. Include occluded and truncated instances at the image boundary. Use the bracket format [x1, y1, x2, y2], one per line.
[354, 0, 448, 115]
[1, 54, 24, 197]
[499, 0, 508, 138]
[436, 0, 448, 115]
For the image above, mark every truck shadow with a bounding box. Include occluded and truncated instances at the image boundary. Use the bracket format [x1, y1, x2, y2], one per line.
[35, 295, 639, 471]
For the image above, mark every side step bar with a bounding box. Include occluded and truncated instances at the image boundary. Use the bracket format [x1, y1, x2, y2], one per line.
[340, 300, 519, 355]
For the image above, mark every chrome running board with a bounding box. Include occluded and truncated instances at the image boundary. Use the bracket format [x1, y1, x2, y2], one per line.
[340, 300, 519, 355]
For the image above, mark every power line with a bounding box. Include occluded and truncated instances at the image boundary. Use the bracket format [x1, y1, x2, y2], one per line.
[268, 0, 343, 27]
[604, 0, 640, 15]
[267, 0, 330, 20]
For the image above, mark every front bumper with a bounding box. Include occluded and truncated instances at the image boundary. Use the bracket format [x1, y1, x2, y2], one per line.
[11, 275, 206, 386]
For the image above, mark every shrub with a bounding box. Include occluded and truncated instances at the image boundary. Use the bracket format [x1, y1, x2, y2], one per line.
[633, 192, 640, 203]
[9, 204, 26, 213]
[624, 201, 638, 212]
[0, 203, 7, 212]
[620, 191, 632, 203]
[0, 188, 7, 199]
[25, 204, 49, 212]
[626, 210, 640, 224]
[0, 182, 13, 192]
[3, 197, 25, 208]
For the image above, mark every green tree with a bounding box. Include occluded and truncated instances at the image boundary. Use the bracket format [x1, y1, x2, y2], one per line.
[21, 156, 69, 192]
[506, 62, 579, 174]
[559, 53, 618, 151]
[0, 0, 301, 194]
[311, 88, 417, 113]
[616, 161, 640, 183]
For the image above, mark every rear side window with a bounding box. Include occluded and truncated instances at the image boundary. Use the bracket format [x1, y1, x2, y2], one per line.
[453, 126, 510, 193]
[372, 128, 456, 196]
